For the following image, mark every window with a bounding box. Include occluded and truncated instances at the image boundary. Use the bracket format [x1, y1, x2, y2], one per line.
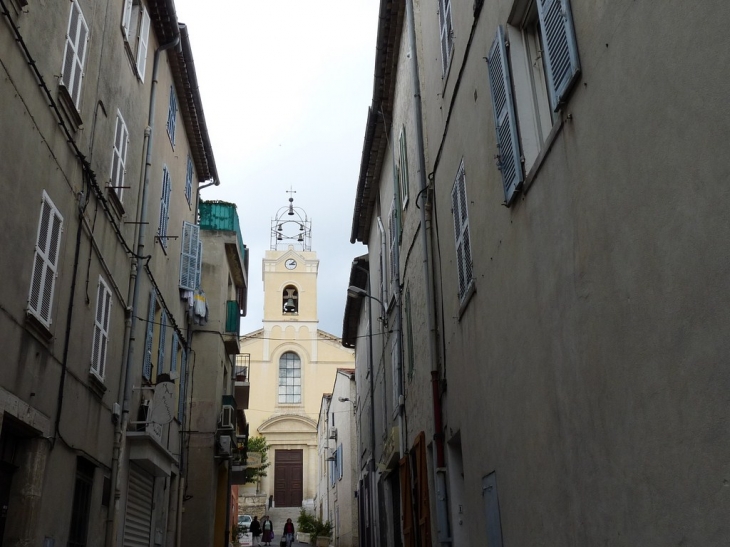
[451, 161, 473, 302]
[142, 289, 156, 380]
[110, 111, 129, 202]
[282, 285, 298, 314]
[167, 86, 178, 145]
[278, 351, 301, 404]
[68, 458, 94, 547]
[28, 191, 63, 329]
[437, 0, 454, 76]
[158, 165, 171, 248]
[185, 155, 194, 205]
[91, 277, 112, 380]
[61, 0, 89, 109]
[399, 128, 409, 208]
[121, 0, 151, 81]
[486, 0, 580, 203]
[387, 200, 398, 301]
[179, 221, 202, 290]
[337, 444, 343, 480]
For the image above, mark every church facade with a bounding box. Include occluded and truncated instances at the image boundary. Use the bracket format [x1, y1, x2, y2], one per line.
[240, 199, 354, 508]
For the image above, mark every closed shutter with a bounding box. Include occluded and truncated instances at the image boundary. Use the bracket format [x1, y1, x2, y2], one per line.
[91, 277, 112, 379]
[399, 455, 414, 547]
[136, 8, 150, 82]
[487, 26, 523, 204]
[123, 464, 154, 547]
[111, 112, 129, 201]
[61, 1, 89, 108]
[414, 432, 431, 547]
[156, 312, 167, 375]
[28, 192, 63, 328]
[537, 0, 580, 110]
[179, 221, 200, 290]
[451, 163, 473, 300]
[142, 290, 155, 380]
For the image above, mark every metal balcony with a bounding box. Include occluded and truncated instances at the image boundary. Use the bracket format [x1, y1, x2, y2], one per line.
[234, 353, 250, 409]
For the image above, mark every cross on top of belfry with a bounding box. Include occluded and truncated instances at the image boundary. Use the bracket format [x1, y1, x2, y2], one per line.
[286, 187, 296, 201]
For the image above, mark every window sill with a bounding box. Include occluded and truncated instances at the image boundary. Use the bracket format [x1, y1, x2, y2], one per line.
[57, 84, 83, 132]
[522, 116, 564, 195]
[457, 280, 476, 320]
[107, 186, 126, 218]
[24, 312, 53, 345]
[88, 372, 108, 400]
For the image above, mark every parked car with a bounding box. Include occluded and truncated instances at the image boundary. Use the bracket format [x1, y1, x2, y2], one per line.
[238, 514, 252, 531]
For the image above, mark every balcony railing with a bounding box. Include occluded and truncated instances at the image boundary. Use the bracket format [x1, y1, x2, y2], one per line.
[225, 300, 240, 334]
[235, 354, 250, 382]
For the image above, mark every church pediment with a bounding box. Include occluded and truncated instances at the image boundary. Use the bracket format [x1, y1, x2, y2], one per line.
[258, 414, 317, 435]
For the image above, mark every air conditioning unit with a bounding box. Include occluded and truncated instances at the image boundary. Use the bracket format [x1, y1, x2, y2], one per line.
[219, 435, 232, 456]
[219, 405, 235, 430]
[329, 427, 337, 440]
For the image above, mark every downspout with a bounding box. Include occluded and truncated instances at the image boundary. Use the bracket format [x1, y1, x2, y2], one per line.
[109, 30, 181, 547]
[405, 0, 451, 543]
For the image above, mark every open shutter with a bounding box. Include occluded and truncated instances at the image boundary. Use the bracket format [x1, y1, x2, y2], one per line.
[487, 26, 523, 204]
[136, 8, 150, 82]
[28, 192, 63, 327]
[91, 277, 112, 379]
[414, 432, 432, 547]
[482, 472, 505, 547]
[157, 312, 167, 375]
[170, 334, 178, 374]
[537, 0, 580, 110]
[388, 201, 398, 300]
[437, 0, 453, 75]
[399, 129, 409, 206]
[399, 455, 415, 547]
[158, 167, 171, 247]
[337, 445, 343, 480]
[178, 348, 187, 421]
[121, 0, 133, 40]
[195, 239, 203, 290]
[179, 221, 200, 290]
[142, 290, 155, 380]
[61, 1, 89, 108]
[111, 112, 128, 200]
[451, 165, 472, 300]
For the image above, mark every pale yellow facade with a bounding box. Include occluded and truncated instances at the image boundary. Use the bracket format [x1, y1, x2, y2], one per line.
[240, 244, 354, 506]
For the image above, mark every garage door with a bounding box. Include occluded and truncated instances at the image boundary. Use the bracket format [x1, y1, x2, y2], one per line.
[123, 463, 154, 547]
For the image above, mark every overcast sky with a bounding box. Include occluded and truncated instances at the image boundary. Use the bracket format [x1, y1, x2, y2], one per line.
[173, 1, 379, 336]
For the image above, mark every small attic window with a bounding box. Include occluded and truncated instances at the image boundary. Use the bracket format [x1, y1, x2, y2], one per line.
[283, 285, 298, 314]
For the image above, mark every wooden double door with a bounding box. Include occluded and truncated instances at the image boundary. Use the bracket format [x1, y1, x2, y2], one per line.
[274, 449, 303, 507]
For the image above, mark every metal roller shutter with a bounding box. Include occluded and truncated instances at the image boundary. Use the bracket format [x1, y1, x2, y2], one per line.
[123, 464, 154, 547]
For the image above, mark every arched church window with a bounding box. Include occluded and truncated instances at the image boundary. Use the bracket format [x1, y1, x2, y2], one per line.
[278, 351, 302, 404]
[283, 285, 298, 314]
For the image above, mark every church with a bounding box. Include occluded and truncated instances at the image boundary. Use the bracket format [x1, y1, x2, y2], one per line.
[239, 198, 354, 509]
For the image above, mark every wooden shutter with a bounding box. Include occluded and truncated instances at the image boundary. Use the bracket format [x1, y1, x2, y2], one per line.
[451, 164, 472, 300]
[136, 8, 150, 82]
[185, 155, 193, 204]
[28, 192, 63, 328]
[482, 472, 504, 547]
[61, 1, 88, 108]
[537, 0, 580, 110]
[170, 334, 178, 374]
[121, 0, 133, 40]
[388, 201, 398, 300]
[487, 26, 523, 205]
[167, 87, 177, 144]
[178, 348, 187, 421]
[156, 312, 167, 375]
[414, 432, 431, 547]
[438, 0, 453, 75]
[111, 112, 129, 200]
[195, 239, 203, 289]
[399, 129, 409, 206]
[399, 455, 415, 547]
[91, 277, 112, 379]
[158, 167, 171, 247]
[142, 290, 155, 380]
[179, 221, 200, 290]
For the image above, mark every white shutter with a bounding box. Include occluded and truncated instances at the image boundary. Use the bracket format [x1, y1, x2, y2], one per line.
[438, 0, 453, 75]
[142, 290, 155, 380]
[158, 167, 171, 247]
[121, 0, 133, 40]
[537, 0, 580, 110]
[388, 201, 398, 300]
[136, 8, 150, 82]
[179, 221, 200, 290]
[399, 129, 409, 206]
[178, 348, 187, 421]
[123, 464, 154, 547]
[91, 277, 112, 379]
[28, 192, 63, 328]
[487, 26, 523, 204]
[451, 163, 472, 300]
[195, 239, 203, 290]
[61, 1, 88, 109]
[111, 111, 129, 201]
[157, 312, 167, 375]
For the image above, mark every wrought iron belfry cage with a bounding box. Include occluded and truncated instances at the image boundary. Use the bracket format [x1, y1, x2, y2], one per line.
[270, 196, 312, 251]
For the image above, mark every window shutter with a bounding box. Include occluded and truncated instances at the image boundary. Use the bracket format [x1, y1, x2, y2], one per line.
[121, 0, 133, 40]
[399, 129, 409, 207]
[179, 221, 200, 290]
[185, 155, 193, 204]
[537, 0, 580, 110]
[415, 433, 432, 546]
[142, 290, 155, 380]
[337, 445, 343, 480]
[167, 87, 177, 144]
[438, 0, 453, 75]
[91, 277, 112, 379]
[388, 202, 398, 300]
[178, 347, 187, 421]
[28, 192, 63, 328]
[195, 239, 203, 290]
[136, 8, 150, 82]
[159, 167, 171, 247]
[451, 164, 472, 300]
[487, 26, 523, 205]
[399, 455, 414, 547]
[391, 337, 400, 409]
[111, 112, 128, 201]
[170, 334, 178, 374]
[157, 312, 167, 375]
[61, 1, 89, 109]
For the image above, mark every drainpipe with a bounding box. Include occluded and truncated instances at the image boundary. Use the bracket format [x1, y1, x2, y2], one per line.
[405, 0, 451, 543]
[109, 30, 181, 547]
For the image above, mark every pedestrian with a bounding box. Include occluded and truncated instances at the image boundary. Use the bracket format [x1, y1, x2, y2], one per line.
[282, 518, 295, 547]
[250, 516, 262, 545]
[261, 515, 274, 546]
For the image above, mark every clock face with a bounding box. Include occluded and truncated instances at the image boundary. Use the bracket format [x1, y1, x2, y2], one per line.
[285, 259, 297, 270]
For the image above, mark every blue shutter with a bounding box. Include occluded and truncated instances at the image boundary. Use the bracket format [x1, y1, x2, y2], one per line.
[537, 0, 580, 110]
[179, 221, 200, 290]
[487, 26, 523, 204]
[157, 312, 167, 375]
[143, 290, 155, 380]
[170, 334, 178, 374]
[337, 445, 343, 480]
[178, 347, 187, 421]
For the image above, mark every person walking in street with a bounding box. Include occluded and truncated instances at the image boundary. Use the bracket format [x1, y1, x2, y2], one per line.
[261, 515, 274, 546]
[250, 516, 262, 545]
[282, 518, 295, 547]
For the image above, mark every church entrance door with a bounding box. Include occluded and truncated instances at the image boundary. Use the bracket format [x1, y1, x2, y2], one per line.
[274, 449, 303, 507]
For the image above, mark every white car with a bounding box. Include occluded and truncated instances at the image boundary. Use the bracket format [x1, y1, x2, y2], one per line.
[238, 514, 253, 531]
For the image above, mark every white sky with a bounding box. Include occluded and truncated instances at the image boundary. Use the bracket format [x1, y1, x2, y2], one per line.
[173, 1, 379, 336]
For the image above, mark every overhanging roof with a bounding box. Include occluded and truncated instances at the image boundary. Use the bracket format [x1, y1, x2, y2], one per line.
[341, 255, 369, 348]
